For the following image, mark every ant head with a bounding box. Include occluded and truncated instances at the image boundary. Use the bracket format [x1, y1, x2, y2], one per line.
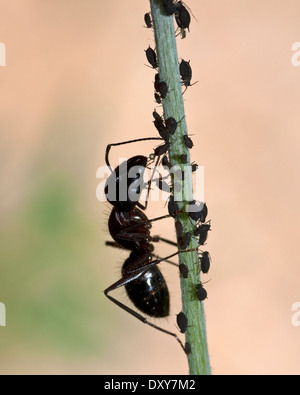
[126, 155, 148, 170]
[105, 155, 148, 211]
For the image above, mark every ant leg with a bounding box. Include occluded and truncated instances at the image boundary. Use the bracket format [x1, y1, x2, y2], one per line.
[153, 234, 194, 252]
[152, 235, 177, 247]
[104, 249, 196, 353]
[115, 212, 182, 241]
[140, 168, 171, 203]
[125, 250, 196, 275]
[105, 240, 195, 270]
[146, 212, 183, 225]
[136, 153, 161, 211]
[153, 255, 179, 268]
[105, 238, 180, 267]
[105, 241, 124, 249]
[105, 241, 178, 269]
[106, 238, 181, 269]
[105, 290, 186, 353]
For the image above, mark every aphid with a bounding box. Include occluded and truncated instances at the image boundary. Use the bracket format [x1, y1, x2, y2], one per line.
[199, 202, 208, 223]
[145, 46, 158, 69]
[175, 1, 191, 31]
[188, 201, 208, 223]
[154, 73, 160, 92]
[154, 92, 162, 104]
[179, 154, 187, 164]
[191, 163, 198, 172]
[179, 232, 191, 250]
[194, 222, 211, 246]
[152, 112, 175, 144]
[157, 81, 168, 99]
[168, 195, 179, 216]
[183, 135, 194, 149]
[154, 74, 168, 100]
[185, 342, 191, 355]
[179, 263, 189, 279]
[144, 12, 152, 28]
[153, 109, 163, 123]
[200, 251, 211, 274]
[165, 117, 178, 135]
[176, 311, 188, 333]
[179, 59, 197, 92]
[154, 119, 169, 142]
[180, 59, 192, 84]
[175, 220, 183, 236]
[196, 283, 208, 302]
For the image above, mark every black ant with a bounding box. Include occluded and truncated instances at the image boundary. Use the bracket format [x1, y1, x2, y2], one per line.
[104, 139, 196, 353]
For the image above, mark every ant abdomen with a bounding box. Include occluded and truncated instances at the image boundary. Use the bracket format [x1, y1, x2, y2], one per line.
[123, 251, 170, 317]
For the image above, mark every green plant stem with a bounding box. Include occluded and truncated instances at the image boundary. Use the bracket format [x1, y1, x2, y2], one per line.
[149, 0, 211, 375]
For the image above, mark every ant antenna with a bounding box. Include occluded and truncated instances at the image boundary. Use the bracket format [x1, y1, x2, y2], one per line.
[105, 137, 163, 173]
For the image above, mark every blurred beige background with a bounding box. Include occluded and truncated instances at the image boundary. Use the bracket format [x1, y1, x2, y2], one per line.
[1, 0, 300, 375]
